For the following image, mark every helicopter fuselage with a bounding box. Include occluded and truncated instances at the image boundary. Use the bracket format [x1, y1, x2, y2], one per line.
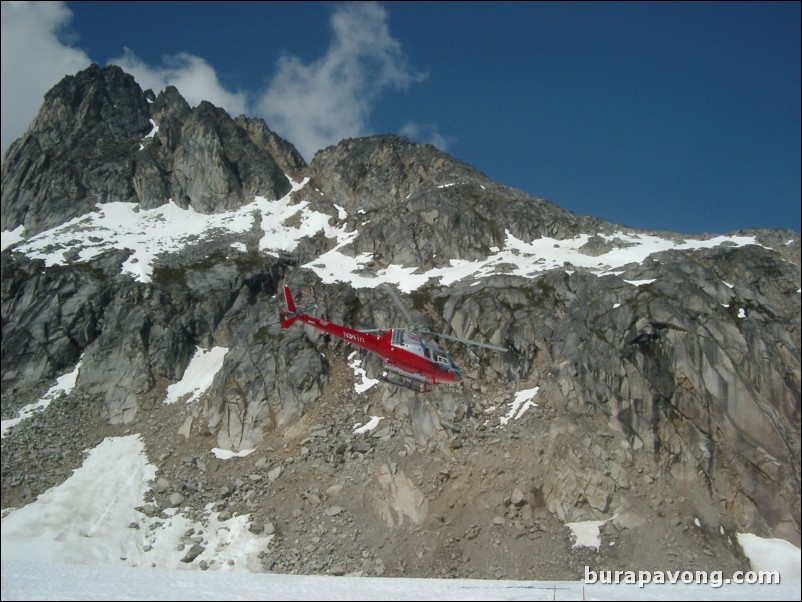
[280, 286, 462, 388]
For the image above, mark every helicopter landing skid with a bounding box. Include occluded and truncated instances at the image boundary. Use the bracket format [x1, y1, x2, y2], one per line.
[379, 367, 433, 393]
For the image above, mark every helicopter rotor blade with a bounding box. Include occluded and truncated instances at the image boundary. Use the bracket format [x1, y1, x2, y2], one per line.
[382, 285, 417, 327]
[424, 329, 508, 352]
[378, 286, 507, 351]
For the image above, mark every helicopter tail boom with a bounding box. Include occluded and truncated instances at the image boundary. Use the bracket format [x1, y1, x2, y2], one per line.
[283, 285, 297, 313]
[280, 286, 318, 328]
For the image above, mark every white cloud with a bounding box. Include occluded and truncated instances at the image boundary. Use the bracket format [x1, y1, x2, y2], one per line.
[109, 48, 249, 117]
[1, 2, 433, 166]
[110, 3, 430, 160]
[2, 2, 432, 161]
[256, 2, 428, 161]
[399, 121, 449, 152]
[0, 1, 91, 157]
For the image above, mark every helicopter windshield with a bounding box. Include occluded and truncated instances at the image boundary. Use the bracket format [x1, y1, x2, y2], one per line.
[434, 352, 457, 370]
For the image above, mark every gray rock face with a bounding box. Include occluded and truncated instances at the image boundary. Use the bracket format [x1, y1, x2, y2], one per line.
[1, 64, 800, 576]
[2, 64, 153, 235]
[303, 136, 610, 269]
[162, 100, 292, 213]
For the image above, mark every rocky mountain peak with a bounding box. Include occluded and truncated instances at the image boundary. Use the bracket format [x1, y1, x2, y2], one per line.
[308, 134, 488, 212]
[34, 63, 152, 151]
[1, 64, 306, 236]
[298, 134, 611, 270]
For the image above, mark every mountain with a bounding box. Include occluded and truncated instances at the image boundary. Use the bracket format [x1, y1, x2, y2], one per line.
[1, 64, 800, 581]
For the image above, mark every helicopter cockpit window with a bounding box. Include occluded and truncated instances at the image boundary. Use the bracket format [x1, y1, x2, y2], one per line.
[435, 353, 450, 366]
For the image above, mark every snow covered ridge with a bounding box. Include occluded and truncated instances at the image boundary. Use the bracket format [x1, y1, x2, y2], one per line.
[0, 176, 765, 291]
[0, 176, 350, 283]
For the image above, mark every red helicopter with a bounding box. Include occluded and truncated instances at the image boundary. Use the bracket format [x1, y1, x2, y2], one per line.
[280, 285, 507, 392]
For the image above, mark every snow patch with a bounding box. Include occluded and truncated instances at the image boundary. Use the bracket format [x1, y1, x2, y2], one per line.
[565, 518, 610, 551]
[211, 448, 256, 460]
[354, 416, 384, 435]
[348, 352, 379, 393]
[164, 347, 228, 405]
[1, 358, 83, 438]
[499, 387, 539, 426]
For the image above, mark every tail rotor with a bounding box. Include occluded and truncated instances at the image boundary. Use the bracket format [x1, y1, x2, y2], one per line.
[280, 286, 317, 328]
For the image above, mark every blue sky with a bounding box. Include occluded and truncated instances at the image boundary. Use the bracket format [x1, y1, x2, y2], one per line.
[1, 1, 799, 234]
